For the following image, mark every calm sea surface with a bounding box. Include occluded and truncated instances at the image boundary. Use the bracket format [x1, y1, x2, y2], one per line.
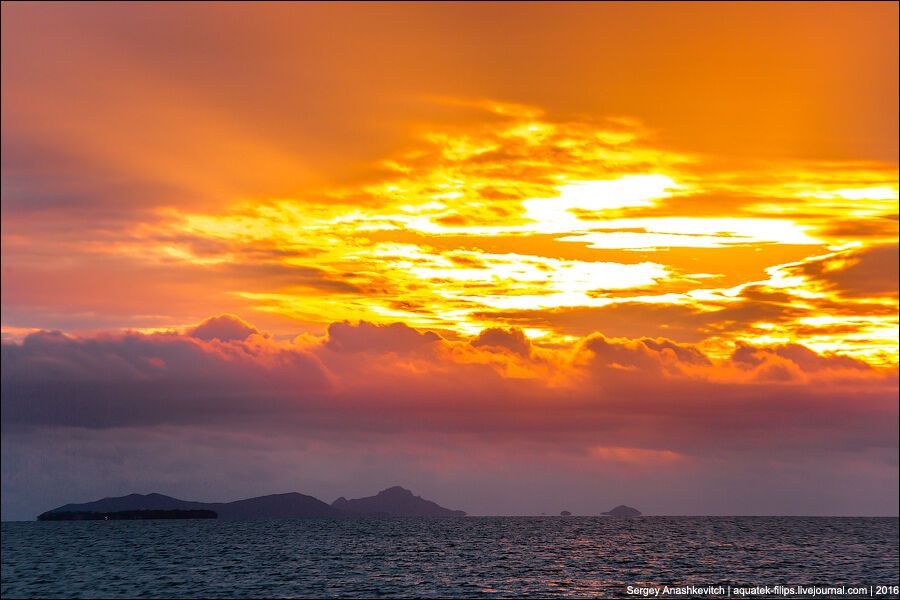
[2, 517, 897, 598]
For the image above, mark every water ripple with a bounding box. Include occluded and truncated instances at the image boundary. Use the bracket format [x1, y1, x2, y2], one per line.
[2, 517, 897, 598]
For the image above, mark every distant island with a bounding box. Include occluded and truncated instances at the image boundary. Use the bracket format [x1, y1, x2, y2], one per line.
[332, 486, 466, 517]
[38, 509, 217, 521]
[37, 487, 466, 521]
[37, 488, 642, 520]
[602, 505, 642, 517]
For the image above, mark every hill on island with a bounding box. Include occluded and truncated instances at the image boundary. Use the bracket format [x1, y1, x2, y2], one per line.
[602, 505, 642, 517]
[332, 486, 467, 517]
[41, 491, 339, 519]
[38, 487, 466, 520]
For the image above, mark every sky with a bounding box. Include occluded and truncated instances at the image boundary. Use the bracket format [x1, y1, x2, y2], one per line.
[1, 2, 898, 520]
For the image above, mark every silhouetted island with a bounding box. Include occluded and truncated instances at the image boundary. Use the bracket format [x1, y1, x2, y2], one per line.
[38, 509, 216, 521]
[602, 505, 642, 517]
[332, 486, 466, 517]
[38, 487, 466, 520]
[560, 510, 572, 516]
[39, 491, 347, 520]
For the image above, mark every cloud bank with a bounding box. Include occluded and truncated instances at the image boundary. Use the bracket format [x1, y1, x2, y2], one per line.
[2, 315, 896, 519]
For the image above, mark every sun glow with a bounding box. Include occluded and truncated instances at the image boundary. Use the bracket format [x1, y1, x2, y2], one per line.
[521, 174, 681, 231]
[96, 103, 899, 364]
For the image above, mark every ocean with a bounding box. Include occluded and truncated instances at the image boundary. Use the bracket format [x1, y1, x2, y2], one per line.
[1, 517, 897, 598]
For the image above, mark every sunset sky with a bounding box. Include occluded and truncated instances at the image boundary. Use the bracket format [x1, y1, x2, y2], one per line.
[2, 2, 898, 520]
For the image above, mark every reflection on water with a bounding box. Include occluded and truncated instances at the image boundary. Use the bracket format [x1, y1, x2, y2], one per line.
[2, 517, 897, 598]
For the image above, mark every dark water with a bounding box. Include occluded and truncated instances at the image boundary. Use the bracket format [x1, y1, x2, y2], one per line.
[2, 517, 897, 598]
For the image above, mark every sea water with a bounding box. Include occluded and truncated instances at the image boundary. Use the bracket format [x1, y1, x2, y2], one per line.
[2, 517, 897, 598]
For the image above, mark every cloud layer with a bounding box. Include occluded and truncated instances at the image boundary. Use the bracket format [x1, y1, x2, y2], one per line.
[3, 316, 896, 519]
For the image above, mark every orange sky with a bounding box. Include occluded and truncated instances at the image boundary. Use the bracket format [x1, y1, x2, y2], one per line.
[1, 2, 898, 519]
[3, 2, 897, 361]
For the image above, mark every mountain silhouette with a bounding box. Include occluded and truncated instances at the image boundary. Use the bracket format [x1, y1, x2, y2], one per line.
[41, 492, 343, 520]
[209, 493, 341, 519]
[332, 486, 466, 517]
[38, 487, 466, 520]
[47, 492, 205, 514]
[602, 505, 642, 517]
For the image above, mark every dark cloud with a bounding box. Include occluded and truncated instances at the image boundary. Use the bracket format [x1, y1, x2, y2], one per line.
[189, 314, 263, 342]
[479, 303, 713, 342]
[324, 321, 441, 354]
[787, 244, 899, 298]
[578, 333, 710, 374]
[471, 327, 531, 356]
[220, 263, 362, 294]
[817, 215, 899, 240]
[732, 343, 869, 372]
[2, 316, 892, 438]
[1, 326, 330, 429]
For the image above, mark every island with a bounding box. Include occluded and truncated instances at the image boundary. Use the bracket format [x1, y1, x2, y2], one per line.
[602, 505, 642, 517]
[332, 486, 467, 517]
[37, 486, 466, 520]
[560, 510, 572, 516]
[38, 509, 217, 521]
